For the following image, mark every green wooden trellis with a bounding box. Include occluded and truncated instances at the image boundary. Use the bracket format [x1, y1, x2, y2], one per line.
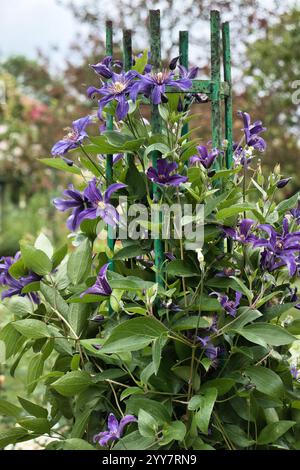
[104, 9, 232, 286]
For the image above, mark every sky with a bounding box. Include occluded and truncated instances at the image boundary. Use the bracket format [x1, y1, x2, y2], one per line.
[1, 0, 86, 69]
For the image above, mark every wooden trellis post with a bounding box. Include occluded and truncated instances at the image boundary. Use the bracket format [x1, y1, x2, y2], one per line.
[105, 9, 233, 286]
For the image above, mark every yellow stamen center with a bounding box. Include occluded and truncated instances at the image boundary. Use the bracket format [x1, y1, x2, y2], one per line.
[114, 81, 126, 93]
[98, 201, 106, 210]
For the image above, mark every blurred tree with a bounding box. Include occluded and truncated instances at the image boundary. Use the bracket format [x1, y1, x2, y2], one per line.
[244, 8, 300, 182]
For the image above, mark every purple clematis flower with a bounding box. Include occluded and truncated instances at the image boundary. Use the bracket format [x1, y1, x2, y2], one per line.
[197, 335, 220, 362]
[0, 252, 20, 285]
[1, 270, 41, 304]
[238, 111, 266, 152]
[189, 145, 219, 169]
[82, 178, 126, 226]
[53, 185, 93, 232]
[223, 219, 257, 244]
[130, 70, 192, 105]
[51, 116, 91, 155]
[290, 200, 300, 224]
[211, 291, 242, 317]
[90, 56, 123, 78]
[147, 159, 188, 187]
[81, 263, 112, 297]
[178, 64, 199, 79]
[254, 218, 300, 276]
[93, 413, 137, 447]
[87, 71, 137, 121]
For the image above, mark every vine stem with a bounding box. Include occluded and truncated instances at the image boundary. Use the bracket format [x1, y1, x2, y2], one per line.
[80, 145, 107, 181]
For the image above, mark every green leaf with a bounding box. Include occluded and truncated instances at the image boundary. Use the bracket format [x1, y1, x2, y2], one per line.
[20, 243, 52, 276]
[40, 282, 70, 320]
[201, 378, 235, 396]
[152, 335, 166, 375]
[126, 397, 171, 425]
[263, 302, 298, 320]
[236, 323, 295, 348]
[7, 296, 33, 317]
[18, 397, 48, 418]
[67, 238, 92, 285]
[100, 317, 167, 354]
[173, 366, 200, 390]
[138, 409, 158, 437]
[51, 371, 93, 397]
[277, 192, 299, 215]
[18, 417, 50, 434]
[34, 233, 53, 258]
[172, 316, 210, 331]
[0, 427, 29, 449]
[223, 307, 262, 332]
[113, 430, 155, 450]
[70, 409, 92, 438]
[132, 49, 148, 73]
[223, 424, 255, 448]
[13, 319, 50, 339]
[244, 366, 284, 398]
[27, 353, 44, 393]
[144, 143, 170, 158]
[167, 260, 199, 277]
[120, 387, 144, 401]
[160, 421, 186, 445]
[113, 244, 143, 260]
[63, 438, 95, 450]
[0, 323, 22, 359]
[257, 421, 296, 445]
[230, 276, 253, 302]
[216, 204, 255, 220]
[194, 388, 217, 434]
[40, 158, 81, 175]
[0, 399, 22, 418]
[52, 244, 68, 269]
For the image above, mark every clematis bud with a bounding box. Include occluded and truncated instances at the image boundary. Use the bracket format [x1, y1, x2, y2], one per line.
[276, 177, 291, 189]
[169, 56, 180, 70]
[177, 97, 184, 112]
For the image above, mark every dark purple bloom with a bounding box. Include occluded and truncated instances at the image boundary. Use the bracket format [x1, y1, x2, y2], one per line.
[238, 111, 266, 152]
[82, 178, 126, 226]
[254, 218, 300, 276]
[81, 263, 112, 297]
[90, 56, 122, 79]
[0, 252, 20, 285]
[165, 251, 176, 261]
[276, 178, 291, 189]
[291, 200, 300, 223]
[53, 185, 93, 232]
[130, 70, 192, 105]
[93, 413, 137, 447]
[1, 271, 41, 304]
[178, 64, 198, 79]
[51, 116, 91, 155]
[223, 219, 257, 244]
[147, 159, 188, 187]
[211, 291, 242, 317]
[197, 336, 220, 361]
[189, 145, 219, 169]
[87, 71, 137, 121]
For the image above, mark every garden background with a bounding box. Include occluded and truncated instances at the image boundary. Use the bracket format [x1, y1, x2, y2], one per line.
[1, 0, 300, 443]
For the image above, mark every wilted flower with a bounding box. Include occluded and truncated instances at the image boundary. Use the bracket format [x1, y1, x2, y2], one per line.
[51, 116, 91, 155]
[87, 71, 138, 121]
[81, 263, 112, 297]
[93, 413, 137, 447]
[211, 291, 242, 317]
[147, 159, 188, 186]
[130, 70, 192, 105]
[189, 145, 219, 169]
